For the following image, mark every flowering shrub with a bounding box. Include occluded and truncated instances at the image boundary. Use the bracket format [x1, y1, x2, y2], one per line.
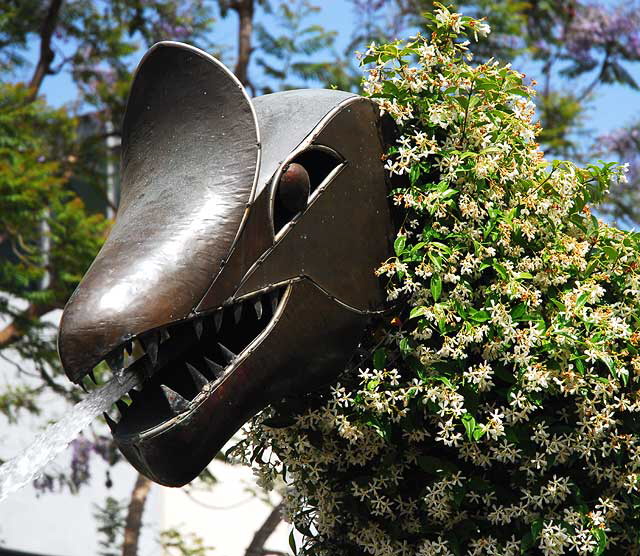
[232, 6, 639, 555]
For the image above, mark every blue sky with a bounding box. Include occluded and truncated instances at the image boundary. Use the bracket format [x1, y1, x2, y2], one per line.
[20, 0, 640, 145]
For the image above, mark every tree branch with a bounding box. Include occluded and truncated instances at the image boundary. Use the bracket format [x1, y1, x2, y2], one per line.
[245, 502, 284, 556]
[27, 0, 64, 102]
[231, 0, 254, 87]
[0, 302, 57, 349]
[578, 50, 610, 103]
[122, 473, 152, 556]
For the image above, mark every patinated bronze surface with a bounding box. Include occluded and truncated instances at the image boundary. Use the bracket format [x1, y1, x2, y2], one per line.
[58, 42, 395, 486]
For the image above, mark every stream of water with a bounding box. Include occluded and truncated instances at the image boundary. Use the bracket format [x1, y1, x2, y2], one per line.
[0, 372, 139, 503]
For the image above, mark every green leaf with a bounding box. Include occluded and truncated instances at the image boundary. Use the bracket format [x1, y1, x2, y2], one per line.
[461, 413, 476, 441]
[600, 354, 617, 378]
[493, 263, 508, 280]
[602, 245, 618, 262]
[428, 252, 443, 270]
[593, 528, 607, 556]
[289, 530, 297, 554]
[510, 303, 527, 319]
[521, 531, 534, 552]
[367, 417, 391, 440]
[399, 337, 411, 355]
[373, 348, 387, 370]
[468, 308, 491, 323]
[575, 292, 589, 309]
[431, 273, 442, 302]
[409, 164, 421, 185]
[531, 519, 543, 540]
[621, 368, 630, 386]
[429, 241, 452, 254]
[410, 306, 430, 319]
[394, 235, 407, 256]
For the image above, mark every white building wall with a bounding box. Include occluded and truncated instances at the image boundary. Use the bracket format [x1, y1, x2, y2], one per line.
[0, 308, 289, 556]
[159, 456, 289, 556]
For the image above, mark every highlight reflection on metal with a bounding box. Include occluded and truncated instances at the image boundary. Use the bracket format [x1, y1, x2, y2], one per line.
[57, 42, 395, 487]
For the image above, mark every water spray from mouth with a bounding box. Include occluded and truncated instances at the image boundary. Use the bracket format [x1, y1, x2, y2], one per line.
[0, 372, 140, 503]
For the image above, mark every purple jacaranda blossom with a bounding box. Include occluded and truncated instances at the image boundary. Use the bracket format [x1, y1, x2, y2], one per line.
[154, 21, 192, 40]
[69, 433, 120, 490]
[563, 3, 640, 64]
[147, 0, 209, 41]
[600, 126, 640, 153]
[33, 433, 120, 494]
[70, 435, 92, 487]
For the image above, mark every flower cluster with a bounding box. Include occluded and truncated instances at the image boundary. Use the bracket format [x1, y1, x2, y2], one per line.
[563, 3, 640, 67]
[232, 6, 638, 555]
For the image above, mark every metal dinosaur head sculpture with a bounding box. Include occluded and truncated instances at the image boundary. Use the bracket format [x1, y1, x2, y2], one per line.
[58, 42, 394, 487]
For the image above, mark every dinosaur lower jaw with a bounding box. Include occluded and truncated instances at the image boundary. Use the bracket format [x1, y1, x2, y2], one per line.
[101, 284, 289, 442]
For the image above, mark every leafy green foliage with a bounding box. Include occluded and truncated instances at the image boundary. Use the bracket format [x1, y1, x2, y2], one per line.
[236, 7, 639, 555]
[94, 496, 126, 556]
[254, 0, 338, 93]
[159, 527, 214, 556]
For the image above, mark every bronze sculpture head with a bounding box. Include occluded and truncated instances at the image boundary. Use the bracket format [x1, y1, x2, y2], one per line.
[58, 42, 395, 486]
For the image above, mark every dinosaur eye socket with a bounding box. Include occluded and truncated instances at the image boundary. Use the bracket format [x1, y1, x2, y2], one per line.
[272, 147, 342, 235]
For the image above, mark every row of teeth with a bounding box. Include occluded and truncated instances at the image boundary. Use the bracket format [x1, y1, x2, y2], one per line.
[96, 288, 283, 430]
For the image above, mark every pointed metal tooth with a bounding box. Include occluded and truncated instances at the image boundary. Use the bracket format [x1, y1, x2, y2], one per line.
[253, 298, 263, 320]
[124, 340, 133, 356]
[217, 342, 235, 364]
[106, 347, 124, 372]
[160, 385, 190, 414]
[193, 319, 204, 340]
[161, 328, 170, 342]
[186, 362, 209, 389]
[80, 382, 88, 393]
[270, 290, 279, 314]
[204, 357, 225, 379]
[214, 310, 223, 332]
[234, 303, 243, 324]
[113, 367, 128, 386]
[142, 331, 159, 367]
[116, 400, 128, 415]
[88, 370, 97, 384]
[143, 359, 154, 379]
[193, 320, 203, 340]
[103, 412, 117, 432]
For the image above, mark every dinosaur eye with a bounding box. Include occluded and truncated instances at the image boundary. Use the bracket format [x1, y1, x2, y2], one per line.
[272, 147, 342, 235]
[273, 163, 311, 234]
[278, 163, 311, 214]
